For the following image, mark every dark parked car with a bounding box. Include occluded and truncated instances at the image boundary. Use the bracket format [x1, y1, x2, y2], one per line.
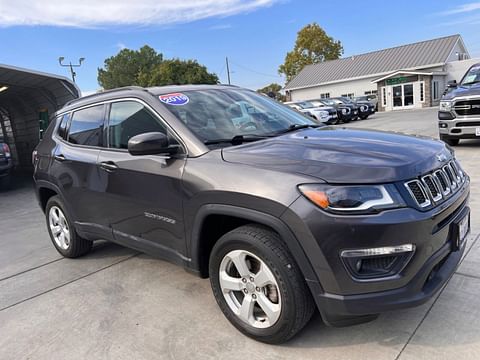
[0, 137, 13, 187]
[34, 85, 470, 344]
[438, 63, 480, 146]
[310, 98, 355, 123]
[354, 95, 378, 111]
[333, 97, 372, 120]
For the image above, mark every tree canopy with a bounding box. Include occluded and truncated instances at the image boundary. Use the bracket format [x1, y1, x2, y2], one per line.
[257, 83, 285, 102]
[279, 23, 343, 82]
[98, 45, 218, 89]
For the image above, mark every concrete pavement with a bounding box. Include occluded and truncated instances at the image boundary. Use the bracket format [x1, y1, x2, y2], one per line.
[0, 107, 479, 359]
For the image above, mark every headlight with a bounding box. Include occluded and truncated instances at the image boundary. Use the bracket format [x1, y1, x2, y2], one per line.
[341, 108, 348, 115]
[439, 100, 453, 112]
[298, 184, 405, 214]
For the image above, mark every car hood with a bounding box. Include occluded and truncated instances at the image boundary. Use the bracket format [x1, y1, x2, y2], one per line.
[308, 106, 336, 113]
[443, 83, 480, 100]
[222, 127, 452, 183]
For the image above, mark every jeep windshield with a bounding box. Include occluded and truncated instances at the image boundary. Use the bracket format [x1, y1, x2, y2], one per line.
[159, 88, 318, 146]
[461, 65, 480, 86]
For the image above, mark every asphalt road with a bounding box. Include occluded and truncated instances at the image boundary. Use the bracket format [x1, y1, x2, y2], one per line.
[1, 107, 479, 360]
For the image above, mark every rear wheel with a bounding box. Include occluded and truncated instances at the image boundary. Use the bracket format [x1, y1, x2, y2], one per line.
[209, 225, 315, 344]
[440, 135, 460, 146]
[46, 196, 92, 258]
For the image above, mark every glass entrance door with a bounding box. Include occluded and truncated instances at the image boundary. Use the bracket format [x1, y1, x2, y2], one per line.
[392, 83, 415, 108]
[393, 85, 403, 107]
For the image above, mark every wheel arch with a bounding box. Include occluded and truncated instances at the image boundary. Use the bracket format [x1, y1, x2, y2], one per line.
[35, 180, 63, 212]
[189, 204, 322, 294]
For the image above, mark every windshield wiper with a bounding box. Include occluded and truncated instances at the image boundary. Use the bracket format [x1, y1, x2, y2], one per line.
[276, 124, 321, 135]
[204, 134, 270, 146]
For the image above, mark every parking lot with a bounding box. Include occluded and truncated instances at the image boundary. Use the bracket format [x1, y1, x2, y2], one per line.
[1, 107, 479, 360]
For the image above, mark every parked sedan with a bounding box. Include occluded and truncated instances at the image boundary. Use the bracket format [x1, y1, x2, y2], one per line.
[310, 99, 354, 123]
[284, 101, 338, 124]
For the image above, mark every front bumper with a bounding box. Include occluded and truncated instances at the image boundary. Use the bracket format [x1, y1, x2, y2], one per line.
[439, 113, 480, 139]
[316, 214, 466, 326]
[281, 179, 470, 326]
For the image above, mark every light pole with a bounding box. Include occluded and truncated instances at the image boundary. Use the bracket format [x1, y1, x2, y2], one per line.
[58, 57, 85, 83]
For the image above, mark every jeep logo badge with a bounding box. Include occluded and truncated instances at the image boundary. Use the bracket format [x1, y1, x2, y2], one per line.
[436, 153, 447, 162]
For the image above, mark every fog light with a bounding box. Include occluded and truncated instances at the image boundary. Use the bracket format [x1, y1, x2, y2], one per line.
[341, 244, 415, 280]
[341, 244, 415, 258]
[439, 122, 448, 128]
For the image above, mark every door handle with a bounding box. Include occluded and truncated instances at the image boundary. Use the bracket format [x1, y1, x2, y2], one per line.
[100, 161, 118, 172]
[54, 154, 66, 162]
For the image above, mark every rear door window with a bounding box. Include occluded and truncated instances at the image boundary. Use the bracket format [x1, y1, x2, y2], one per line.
[68, 105, 105, 146]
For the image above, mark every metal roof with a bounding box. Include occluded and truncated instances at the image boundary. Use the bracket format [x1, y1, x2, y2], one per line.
[0, 63, 80, 107]
[285, 35, 463, 90]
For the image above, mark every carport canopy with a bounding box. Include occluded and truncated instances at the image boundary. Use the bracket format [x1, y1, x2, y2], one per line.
[0, 63, 80, 168]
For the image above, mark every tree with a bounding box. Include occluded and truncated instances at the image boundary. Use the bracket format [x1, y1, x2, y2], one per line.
[147, 59, 218, 86]
[257, 83, 285, 102]
[279, 23, 343, 82]
[98, 46, 218, 89]
[98, 45, 163, 89]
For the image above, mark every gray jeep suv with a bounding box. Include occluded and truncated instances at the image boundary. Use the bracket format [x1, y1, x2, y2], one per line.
[34, 85, 470, 343]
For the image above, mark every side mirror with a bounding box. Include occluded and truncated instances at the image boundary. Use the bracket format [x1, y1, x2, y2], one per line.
[128, 132, 176, 156]
[447, 80, 457, 88]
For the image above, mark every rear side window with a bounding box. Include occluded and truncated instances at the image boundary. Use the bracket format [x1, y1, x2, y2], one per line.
[57, 113, 70, 139]
[68, 105, 105, 146]
[108, 101, 168, 149]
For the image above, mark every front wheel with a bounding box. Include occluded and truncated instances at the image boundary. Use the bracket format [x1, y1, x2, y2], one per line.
[440, 135, 460, 146]
[209, 225, 315, 344]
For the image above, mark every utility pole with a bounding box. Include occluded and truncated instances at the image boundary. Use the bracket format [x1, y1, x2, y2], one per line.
[225, 57, 231, 85]
[58, 57, 85, 83]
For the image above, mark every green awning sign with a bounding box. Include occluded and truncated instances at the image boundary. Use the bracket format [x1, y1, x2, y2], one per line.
[386, 77, 408, 85]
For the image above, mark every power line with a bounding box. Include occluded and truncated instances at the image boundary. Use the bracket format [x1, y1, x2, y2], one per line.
[228, 59, 284, 79]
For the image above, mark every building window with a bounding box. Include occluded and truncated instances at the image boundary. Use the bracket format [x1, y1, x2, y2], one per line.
[382, 87, 386, 107]
[433, 81, 439, 100]
[420, 82, 425, 102]
[364, 90, 377, 95]
[320, 93, 330, 99]
[341, 93, 354, 98]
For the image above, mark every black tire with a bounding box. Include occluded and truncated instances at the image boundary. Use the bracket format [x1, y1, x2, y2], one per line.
[209, 224, 315, 344]
[45, 195, 92, 258]
[440, 135, 460, 146]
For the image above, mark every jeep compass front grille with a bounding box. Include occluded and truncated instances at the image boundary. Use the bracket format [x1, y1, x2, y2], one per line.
[404, 160, 466, 208]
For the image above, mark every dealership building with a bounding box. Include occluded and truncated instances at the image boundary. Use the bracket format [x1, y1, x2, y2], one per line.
[284, 34, 478, 111]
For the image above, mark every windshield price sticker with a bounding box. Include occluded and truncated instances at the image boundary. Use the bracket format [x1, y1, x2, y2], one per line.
[159, 93, 189, 106]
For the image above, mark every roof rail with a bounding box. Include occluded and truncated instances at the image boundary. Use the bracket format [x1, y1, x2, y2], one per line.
[65, 86, 148, 107]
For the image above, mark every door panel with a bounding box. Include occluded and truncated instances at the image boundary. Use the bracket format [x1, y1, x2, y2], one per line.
[97, 150, 186, 256]
[50, 104, 108, 238]
[96, 100, 187, 258]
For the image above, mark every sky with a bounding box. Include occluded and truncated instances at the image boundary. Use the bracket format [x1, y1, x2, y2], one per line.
[1, 0, 480, 95]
